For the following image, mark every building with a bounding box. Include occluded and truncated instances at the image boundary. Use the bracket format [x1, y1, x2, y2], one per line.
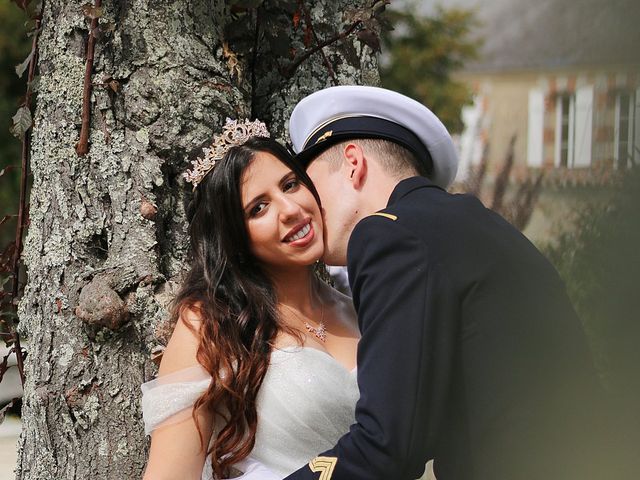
[449, 0, 639, 243]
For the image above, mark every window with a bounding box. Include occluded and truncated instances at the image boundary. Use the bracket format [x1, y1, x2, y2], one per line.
[554, 86, 593, 168]
[614, 91, 636, 169]
[555, 93, 575, 167]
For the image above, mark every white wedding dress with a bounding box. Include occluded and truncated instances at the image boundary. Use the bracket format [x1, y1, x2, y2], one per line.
[142, 345, 359, 479]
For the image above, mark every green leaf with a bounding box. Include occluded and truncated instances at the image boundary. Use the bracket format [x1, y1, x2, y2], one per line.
[0, 165, 16, 179]
[26, 0, 43, 19]
[357, 29, 381, 53]
[371, 0, 390, 16]
[15, 50, 34, 79]
[26, 25, 42, 38]
[27, 75, 40, 93]
[9, 106, 33, 140]
[0, 215, 16, 228]
[0, 400, 15, 425]
[0, 275, 12, 289]
[0, 311, 18, 321]
[106, 79, 120, 93]
[24, 18, 37, 30]
[100, 21, 115, 33]
[361, 14, 383, 34]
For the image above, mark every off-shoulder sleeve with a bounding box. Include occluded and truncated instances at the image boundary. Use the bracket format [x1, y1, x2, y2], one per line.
[141, 365, 212, 435]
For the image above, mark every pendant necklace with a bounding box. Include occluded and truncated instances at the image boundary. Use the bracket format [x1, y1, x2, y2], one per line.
[281, 301, 327, 343]
[303, 306, 326, 342]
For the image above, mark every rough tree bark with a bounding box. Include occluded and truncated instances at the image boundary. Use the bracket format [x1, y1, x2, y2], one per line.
[15, 0, 378, 478]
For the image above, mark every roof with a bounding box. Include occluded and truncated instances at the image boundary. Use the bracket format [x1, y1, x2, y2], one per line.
[429, 0, 640, 72]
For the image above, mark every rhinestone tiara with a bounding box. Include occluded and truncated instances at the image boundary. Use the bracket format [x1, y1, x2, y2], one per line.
[183, 118, 271, 189]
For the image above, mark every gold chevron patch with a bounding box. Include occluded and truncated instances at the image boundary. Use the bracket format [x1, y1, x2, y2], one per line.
[315, 130, 333, 144]
[308, 456, 337, 480]
[372, 212, 398, 221]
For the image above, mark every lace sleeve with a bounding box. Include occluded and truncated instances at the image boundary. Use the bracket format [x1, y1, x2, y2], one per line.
[141, 365, 212, 435]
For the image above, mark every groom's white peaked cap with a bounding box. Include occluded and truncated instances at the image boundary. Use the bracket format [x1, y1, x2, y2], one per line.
[289, 85, 459, 189]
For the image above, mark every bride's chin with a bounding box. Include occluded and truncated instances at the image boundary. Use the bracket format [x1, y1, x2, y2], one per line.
[309, 255, 323, 266]
[311, 244, 325, 262]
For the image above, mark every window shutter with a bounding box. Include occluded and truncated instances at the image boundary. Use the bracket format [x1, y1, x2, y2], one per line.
[574, 85, 594, 167]
[635, 88, 640, 166]
[527, 89, 544, 167]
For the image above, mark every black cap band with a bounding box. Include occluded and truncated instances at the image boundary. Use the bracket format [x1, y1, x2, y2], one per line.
[296, 116, 433, 175]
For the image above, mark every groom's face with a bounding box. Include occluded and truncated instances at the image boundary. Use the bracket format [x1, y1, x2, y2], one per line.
[306, 155, 356, 266]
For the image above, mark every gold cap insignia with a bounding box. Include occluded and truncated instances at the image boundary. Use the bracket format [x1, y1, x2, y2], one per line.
[372, 212, 398, 221]
[308, 456, 337, 480]
[315, 130, 333, 144]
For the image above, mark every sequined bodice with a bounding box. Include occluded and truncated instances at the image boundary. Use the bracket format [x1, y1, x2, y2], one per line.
[250, 347, 358, 476]
[142, 346, 359, 478]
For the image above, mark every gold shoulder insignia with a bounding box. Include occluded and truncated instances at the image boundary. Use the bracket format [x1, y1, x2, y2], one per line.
[371, 212, 398, 221]
[308, 456, 337, 480]
[315, 130, 333, 144]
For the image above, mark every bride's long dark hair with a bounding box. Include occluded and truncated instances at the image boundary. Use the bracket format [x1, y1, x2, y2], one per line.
[171, 137, 320, 478]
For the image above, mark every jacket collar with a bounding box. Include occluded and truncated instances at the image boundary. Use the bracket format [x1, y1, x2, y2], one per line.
[387, 176, 444, 207]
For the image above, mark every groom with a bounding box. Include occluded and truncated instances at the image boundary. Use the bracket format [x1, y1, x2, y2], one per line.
[284, 86, 603, 479]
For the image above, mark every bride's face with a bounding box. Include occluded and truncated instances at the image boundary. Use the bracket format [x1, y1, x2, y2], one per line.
[241, 151, 324, 270]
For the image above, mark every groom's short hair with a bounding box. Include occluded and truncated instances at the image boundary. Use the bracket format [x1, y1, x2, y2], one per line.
[318, 138, 427, 179]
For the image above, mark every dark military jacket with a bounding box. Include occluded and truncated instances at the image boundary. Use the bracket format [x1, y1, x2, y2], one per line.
[286, 176, 602, 480]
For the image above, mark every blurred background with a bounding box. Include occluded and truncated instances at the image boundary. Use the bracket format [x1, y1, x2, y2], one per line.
[388, 0, 640, 436]
[1, 0, 638, 478]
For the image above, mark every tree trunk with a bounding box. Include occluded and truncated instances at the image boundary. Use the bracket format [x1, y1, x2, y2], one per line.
[16, 0, 378, 478]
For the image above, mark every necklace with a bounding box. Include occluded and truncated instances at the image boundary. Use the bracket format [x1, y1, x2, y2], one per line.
[280, 301, 327, 343]
[304, 316, 327, 342]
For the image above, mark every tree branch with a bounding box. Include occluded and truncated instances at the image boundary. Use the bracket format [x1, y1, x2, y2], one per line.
[301, 4, 338, 85]
[75, 0, 102, 156]
[491, 134, 516, 215]
[282, 19, 361, 79]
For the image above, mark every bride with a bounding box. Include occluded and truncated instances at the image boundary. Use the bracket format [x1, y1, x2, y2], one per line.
[141, 119, 360, 479]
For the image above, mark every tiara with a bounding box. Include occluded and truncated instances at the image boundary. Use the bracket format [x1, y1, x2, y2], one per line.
[183, 118, 271, 189]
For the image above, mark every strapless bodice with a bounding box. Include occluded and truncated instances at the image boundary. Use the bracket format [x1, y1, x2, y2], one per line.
[249, 346, 358, 476]
[142, 345, 359, 478]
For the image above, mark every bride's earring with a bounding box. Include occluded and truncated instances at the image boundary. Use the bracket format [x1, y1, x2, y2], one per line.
[314, 260, 333, 286]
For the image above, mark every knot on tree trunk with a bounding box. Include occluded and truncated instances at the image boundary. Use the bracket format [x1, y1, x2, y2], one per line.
[75, 277, 129, 330]
[140, 199, 157, 220]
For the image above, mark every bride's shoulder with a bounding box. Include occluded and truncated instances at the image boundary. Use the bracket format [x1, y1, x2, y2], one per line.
[158, 303, 205, 376]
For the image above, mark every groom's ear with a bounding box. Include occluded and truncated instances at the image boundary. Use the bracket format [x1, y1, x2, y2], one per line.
[342, 142, 367, 190]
